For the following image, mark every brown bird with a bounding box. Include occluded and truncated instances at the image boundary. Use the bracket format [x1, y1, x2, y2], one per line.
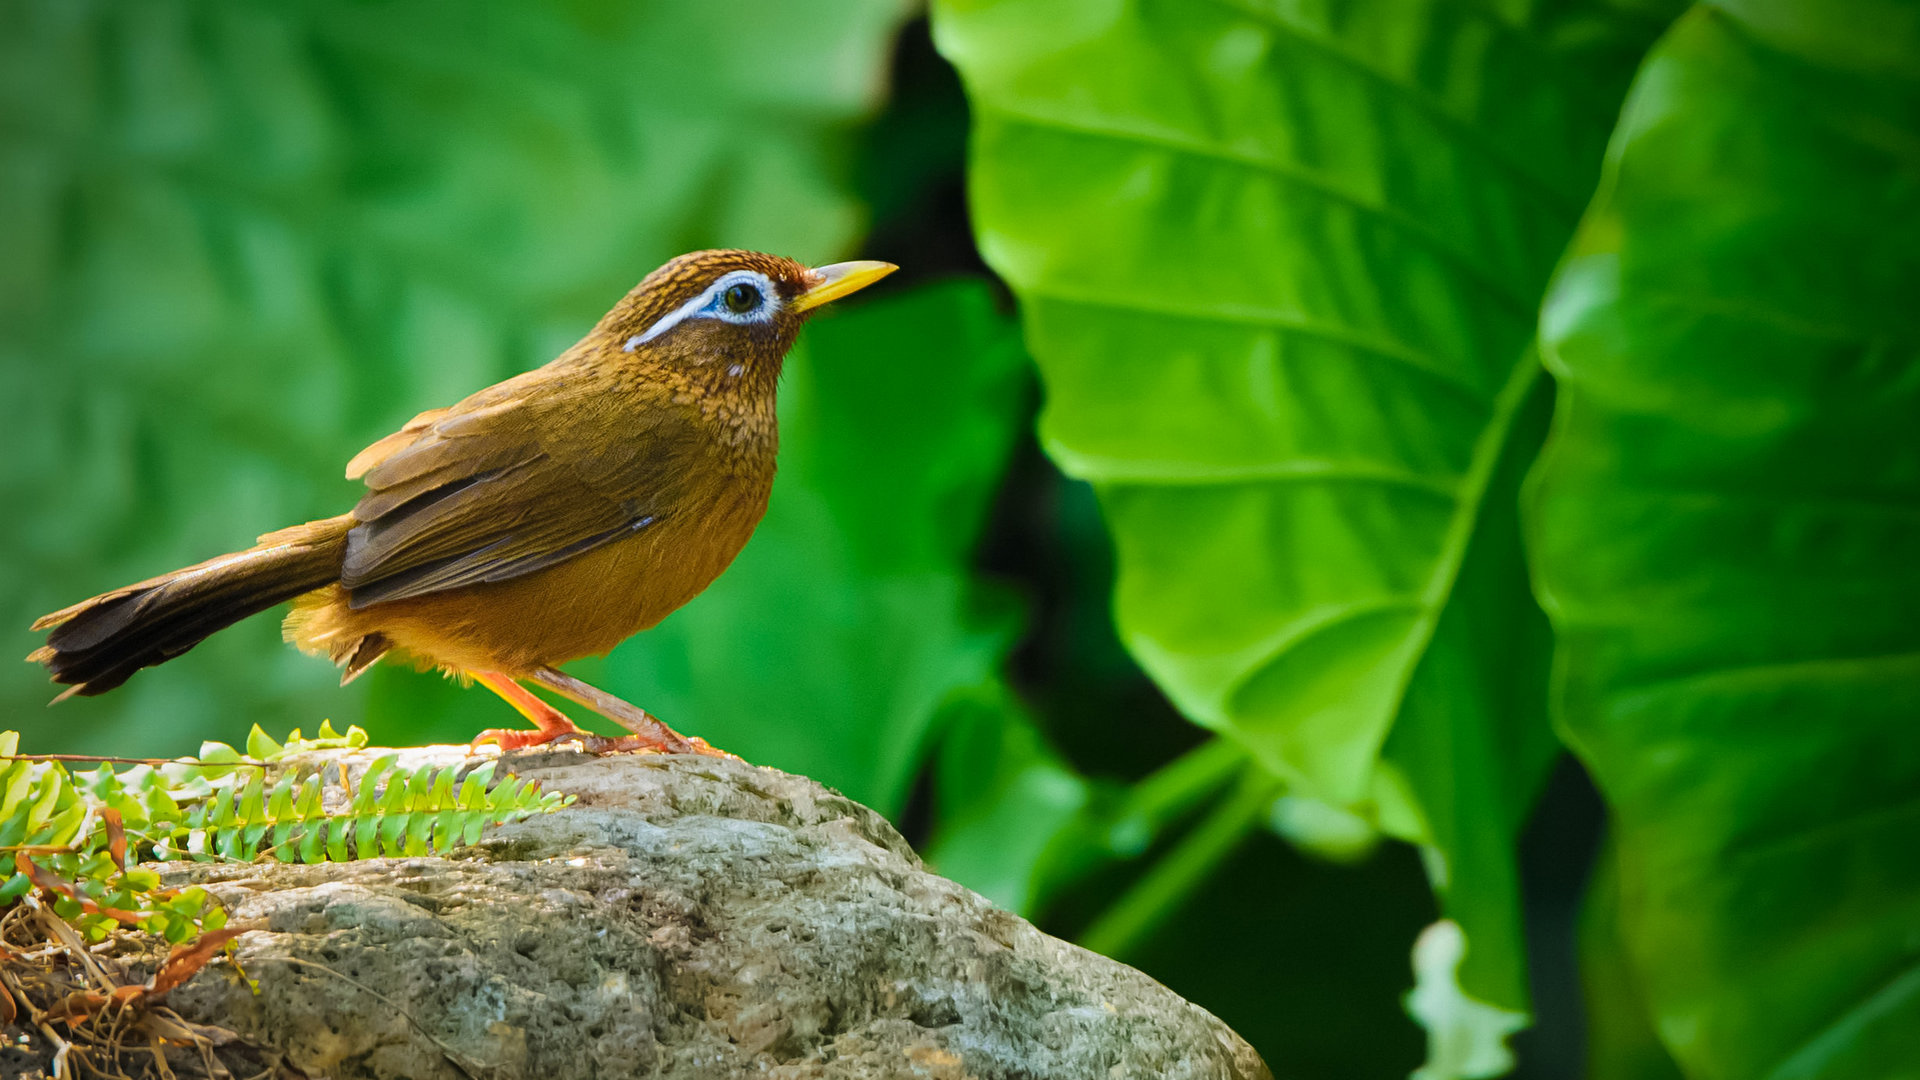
[27, 249, 896, 753]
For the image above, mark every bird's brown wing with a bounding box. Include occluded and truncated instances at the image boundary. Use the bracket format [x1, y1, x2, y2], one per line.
[344, 407, 451, 480]
[338, 375, 700, 609]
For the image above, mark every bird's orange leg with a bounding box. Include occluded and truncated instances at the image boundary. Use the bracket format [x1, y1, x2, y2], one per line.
[529, 666, 731, 758]
[470, 669, 731, 757]
[469, 672, 592, 751]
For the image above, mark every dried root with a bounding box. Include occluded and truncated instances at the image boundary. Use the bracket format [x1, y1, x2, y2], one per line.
[0, 899, 293, 1080]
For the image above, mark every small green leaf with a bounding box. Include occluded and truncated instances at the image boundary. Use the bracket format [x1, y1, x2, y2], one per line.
[35, 802, 88, 849]
[78, 762, 120, 803]
[215, 823, 247, 861]
[76, 850, 115, 879]
[162, 768, 215, 802]
[196, 742, 243, 780]
[403, 764, 438, 812]
[0, 872, 30, 904]
[25, 769, 68, 834]
[431, 809, 464, 853]
[377, 809, 410, 857]
[246, 725, 284, 760]
[267, 773, 295, 821]
[377, 773, 410, 816]
[404, 808, 433, 856]
[295, 776, 324, 820]
[426, 768, 456, 812]
[0, 760, 35, 823]
[208, 788, 236, 829]
[298, 821, 327, 865]
[489, 776, 526, 813]
[141, 784, 182, 827]
[353, 809, 379, 860]
[353, 757, 399, 814]
[271, 820, 297, 861]
[237, 769, 266, 825]
[457, 765, 494, 811]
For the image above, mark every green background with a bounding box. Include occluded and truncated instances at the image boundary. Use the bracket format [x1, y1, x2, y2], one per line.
[4, 2, 1915, 1078]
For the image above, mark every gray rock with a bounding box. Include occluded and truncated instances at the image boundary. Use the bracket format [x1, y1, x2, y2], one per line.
[163, 747, 1270, 1080]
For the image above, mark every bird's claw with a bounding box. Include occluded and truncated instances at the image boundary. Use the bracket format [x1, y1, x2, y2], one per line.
[469, 727, 586, 752]
[470, 726, 735, 757]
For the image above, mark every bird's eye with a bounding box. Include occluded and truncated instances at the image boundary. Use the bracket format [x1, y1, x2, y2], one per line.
[722, 282, 762, 314]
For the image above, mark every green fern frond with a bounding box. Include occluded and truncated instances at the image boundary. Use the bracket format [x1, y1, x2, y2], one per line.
[0, 727, 571, 947]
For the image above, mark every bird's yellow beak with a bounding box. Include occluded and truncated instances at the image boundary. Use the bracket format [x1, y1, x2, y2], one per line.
[791, 260, 898, 313]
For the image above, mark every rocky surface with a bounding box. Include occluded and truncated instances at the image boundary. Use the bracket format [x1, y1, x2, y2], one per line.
[156, 747, 1270, 1080]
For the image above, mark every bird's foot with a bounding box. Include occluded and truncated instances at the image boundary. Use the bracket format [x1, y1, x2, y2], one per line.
[469, 669, 735, 758]
[469, 671, 616, 753]
[469, 723, 597, 752]
[469, 724, 731, 757]
[626, 728, 733, 758]
[466, 671, 734, 756]
[525, 666, 736, 758]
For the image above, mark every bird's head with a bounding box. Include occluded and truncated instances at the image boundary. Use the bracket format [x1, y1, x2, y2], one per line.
[600, 250, 896, 384]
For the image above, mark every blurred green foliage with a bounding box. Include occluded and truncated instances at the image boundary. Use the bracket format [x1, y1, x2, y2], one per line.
[5, 1, 1917, 1078]
[1530, 4, 1920, 1075]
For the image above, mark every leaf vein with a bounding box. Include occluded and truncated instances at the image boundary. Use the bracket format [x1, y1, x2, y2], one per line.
[987, 107, 1536, 317]
[1612, 649, 1920, 703]
[1196, 0, 1587, 217]
[1020, 286, 1495, 407]
[1062, 452, 1462, 498]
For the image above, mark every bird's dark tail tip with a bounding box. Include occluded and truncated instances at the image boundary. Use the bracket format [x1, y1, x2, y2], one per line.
[28, 517, 352, 699]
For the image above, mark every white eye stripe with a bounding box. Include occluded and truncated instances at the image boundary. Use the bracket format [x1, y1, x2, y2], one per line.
[625, 270, 781, 351]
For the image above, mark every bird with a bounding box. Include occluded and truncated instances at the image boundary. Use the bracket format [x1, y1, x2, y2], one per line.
[27, 249, 897, 753]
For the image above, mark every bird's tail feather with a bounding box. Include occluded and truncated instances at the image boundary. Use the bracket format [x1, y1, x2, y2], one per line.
[27, 516, 353, 699]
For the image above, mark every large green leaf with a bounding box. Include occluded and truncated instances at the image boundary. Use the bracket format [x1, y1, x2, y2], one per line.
[0, 0, 911, 755]
[933, 0, 1672, 1010]
[1529, 4, 1920, 1076]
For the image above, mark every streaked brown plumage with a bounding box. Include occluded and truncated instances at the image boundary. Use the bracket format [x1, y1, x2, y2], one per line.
[28, 249, 896, 751]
